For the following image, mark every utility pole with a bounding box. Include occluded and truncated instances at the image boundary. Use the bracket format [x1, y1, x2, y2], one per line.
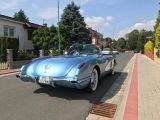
[57, 0, 61, 54]
[159, 0, 160, 10]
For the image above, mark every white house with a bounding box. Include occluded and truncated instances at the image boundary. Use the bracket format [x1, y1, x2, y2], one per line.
[0, 14, 42, 50]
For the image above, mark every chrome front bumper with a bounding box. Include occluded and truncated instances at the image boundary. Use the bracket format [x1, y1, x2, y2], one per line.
[16, 73, 36, 83]
[16, 73, 91, 89]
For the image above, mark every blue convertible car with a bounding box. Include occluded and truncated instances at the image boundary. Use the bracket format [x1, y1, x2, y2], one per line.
[16, 44, 116, 92]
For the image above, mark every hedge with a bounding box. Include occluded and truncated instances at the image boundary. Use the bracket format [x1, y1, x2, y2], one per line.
[144, 40, 154, 51]
[155, 24, 160, 49]
[16, 50, 38, 60]
[144, 40, 154, 59]
[0, 36, 19, 62]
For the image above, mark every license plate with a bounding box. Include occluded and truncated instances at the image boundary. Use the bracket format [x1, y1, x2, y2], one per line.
[39, 76, 50, 84]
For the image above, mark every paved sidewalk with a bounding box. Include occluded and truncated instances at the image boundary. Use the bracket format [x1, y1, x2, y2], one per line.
[138, 54, 160, 120]
[86, 54, 160, 120]
[0, 69, 19, 75]
[117, 54, 160, 120]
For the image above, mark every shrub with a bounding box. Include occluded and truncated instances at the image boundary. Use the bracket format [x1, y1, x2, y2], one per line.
[155, 24, 160, 49]
[144, 40, 154, 59]
[0, 36, 19, 62]
[144, 40, 154, 51]
[16, 50, 38, 60]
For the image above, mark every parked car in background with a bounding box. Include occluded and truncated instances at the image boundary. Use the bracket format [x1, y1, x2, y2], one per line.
[101, 48, 113, 55]
[102, 48, 120, 55]
[134, 49, 140, 53]
[118, 49, 125, 53]
[16, 44, 116, 92]
[112, 49, 119, 55]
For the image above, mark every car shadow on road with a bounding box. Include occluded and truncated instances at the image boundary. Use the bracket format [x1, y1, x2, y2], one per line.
[33, 72, 128, 104]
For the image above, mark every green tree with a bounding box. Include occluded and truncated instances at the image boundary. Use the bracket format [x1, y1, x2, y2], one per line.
[105, 37, 112, 48]
[127, 29, 139, 50]
[60, 1, 90, 46]
[137, 30, 153, 53]
[117, 37, 126, 49]
[137, 30, 146, 52]
[33, 26, 57, 50]
[32, 24, 70, 53]
[13, 9, 29, 22]
[154, 10, 160, 32]
[154, 2, 160, 46]
[155, 24, 160, 49]
[49, 25, 57, 49]
[111, 40, 117, 49]
[53, 23, 69, 51]
[146, 31, 154, 39]
[125, 40, 130, 50]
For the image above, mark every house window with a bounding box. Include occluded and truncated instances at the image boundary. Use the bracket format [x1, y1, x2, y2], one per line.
[9, 28, 14, 36]
[4, 26, 15, 37]
[28, 30, 33, 40]
[4, 27, 8, 36]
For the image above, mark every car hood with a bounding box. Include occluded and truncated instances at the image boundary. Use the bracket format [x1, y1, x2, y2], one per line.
[25, 56, 88, 77]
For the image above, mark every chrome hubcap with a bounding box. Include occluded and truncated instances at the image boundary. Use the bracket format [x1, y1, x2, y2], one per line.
[90, 69, 98, 91]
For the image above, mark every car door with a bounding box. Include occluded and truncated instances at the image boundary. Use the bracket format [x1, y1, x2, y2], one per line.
[97, 54, 108, 73]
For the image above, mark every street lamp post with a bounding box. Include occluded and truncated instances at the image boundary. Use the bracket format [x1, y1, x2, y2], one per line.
[57, 0, 61, 54]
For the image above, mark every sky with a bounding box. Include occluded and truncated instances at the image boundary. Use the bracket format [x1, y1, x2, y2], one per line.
[0, 0, 158, 39]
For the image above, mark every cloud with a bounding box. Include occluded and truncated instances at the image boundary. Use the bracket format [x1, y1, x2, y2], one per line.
[0, 0, 20, 9]
[38, 7, 62, 20]
[85, 16, 114, 30]
[106, 16, 113, 21]
[117, 19, 155, 39]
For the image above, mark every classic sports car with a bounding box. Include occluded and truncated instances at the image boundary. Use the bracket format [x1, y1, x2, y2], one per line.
[16, 44, 116, 92]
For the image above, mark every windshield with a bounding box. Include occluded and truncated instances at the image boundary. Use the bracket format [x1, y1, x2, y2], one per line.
[67, 44, 100, 56]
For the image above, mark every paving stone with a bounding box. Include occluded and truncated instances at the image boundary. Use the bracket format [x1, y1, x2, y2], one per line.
[138, 55, 160, 120]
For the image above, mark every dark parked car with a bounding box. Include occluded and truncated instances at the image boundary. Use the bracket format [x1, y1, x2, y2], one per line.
[134, 49, 139, 53]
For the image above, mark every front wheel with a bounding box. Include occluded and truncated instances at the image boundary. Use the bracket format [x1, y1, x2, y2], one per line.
[86, 68, 99, 92]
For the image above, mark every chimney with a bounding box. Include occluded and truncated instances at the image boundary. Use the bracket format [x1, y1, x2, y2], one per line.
[43, 23, 47, 27]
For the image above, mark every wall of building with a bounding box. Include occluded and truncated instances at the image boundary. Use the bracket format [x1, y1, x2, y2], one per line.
[23, 29, 33, 50]
[88, 28, 103, 47]
[0, 18, 33, 50]
[92, 37, 96, 45]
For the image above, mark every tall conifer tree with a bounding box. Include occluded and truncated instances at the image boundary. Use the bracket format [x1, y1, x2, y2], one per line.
[60, 1, 90, 45]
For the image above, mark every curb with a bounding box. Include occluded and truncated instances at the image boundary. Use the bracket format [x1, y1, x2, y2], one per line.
[123, 54, 138, 120]
[113, 55, 136, 120]
[86, 54, 136, 120]
[0, 69, 20, 76]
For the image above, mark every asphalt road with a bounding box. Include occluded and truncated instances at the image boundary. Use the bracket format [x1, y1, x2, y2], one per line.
[0, 52, 134, 120]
